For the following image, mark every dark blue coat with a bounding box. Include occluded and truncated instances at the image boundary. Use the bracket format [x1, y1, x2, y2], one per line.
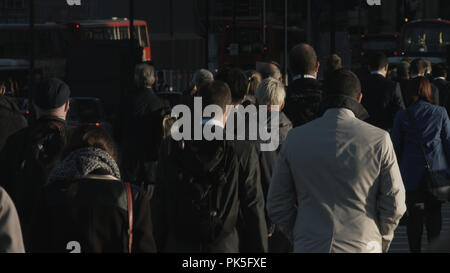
[391, 100, 450, 191]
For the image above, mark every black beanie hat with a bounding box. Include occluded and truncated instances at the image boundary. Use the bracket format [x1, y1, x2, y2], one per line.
[33, 78, 70, 110]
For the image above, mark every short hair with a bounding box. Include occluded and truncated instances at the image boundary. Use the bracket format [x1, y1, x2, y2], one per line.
[64, 125, 119, 162]
[326, 69, 362, 98]
[258, 62, 282, 80]
[192, 69, 214, 89]
[256, 77, 286, 107]
[215, 68, 248, 103]
[199, 81, 232, 113]
[406, 76, 433, 105]
[410, 59, 428, 76]
[134, 63, 155, 88]
[327, 54, 343, 72]
[246, 70, 262, 96]
[289, 43, 318, 75]
[398, 61, 410, 80]
[368, 52, 388, 71]
[424, 60, 432, 74]
[432, 63, 448, 78]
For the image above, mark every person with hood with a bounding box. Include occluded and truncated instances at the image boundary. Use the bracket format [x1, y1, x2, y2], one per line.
[152, 81, 268, 253]
[0, 186, 25, 253]
[267, 69, 406, 253]
[0, 81, 27, 151]
[31, 125, 156, 253]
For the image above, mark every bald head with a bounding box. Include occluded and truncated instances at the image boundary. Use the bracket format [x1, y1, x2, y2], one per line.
[289, 43, 318, 76]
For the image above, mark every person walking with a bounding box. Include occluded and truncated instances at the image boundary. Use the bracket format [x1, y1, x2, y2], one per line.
[267, 69, 406, 253]
[391, 76, 450, 253]
[31, 126, 157, 253]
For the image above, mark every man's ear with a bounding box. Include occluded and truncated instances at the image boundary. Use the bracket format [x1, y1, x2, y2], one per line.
[280, 101, 285, 111]
[357, 93, 363, 103]
[64, 101, 70, 113]
[315, 61, 320, 73]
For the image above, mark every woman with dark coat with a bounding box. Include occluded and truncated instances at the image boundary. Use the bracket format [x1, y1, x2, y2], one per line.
[391, 76, 450, 253]
[31, 125, 157, 253]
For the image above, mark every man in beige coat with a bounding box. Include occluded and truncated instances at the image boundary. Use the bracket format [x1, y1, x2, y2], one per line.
[267, 69, 406, 253]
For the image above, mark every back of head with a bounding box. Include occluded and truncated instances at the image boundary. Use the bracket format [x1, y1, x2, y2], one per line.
[327, 54, 343, 72]
[134, 63, 156, 89]
[256, 77, 286, 107]
[326, 69, 362, 99]
[368, 52, 388, 72]
[246, 70, 262, 97]
[258, 62, 282, 80]
[432, 63, 448, 79]
[215, 68, 248, 104]
[406, 76, 433, 105]
[199, 81, 232, 113]
[289, 43, 317, 76]
[398, 61, 410, 80]
[192, 69, 214, 89]
[64, 125, 118, 162]
[33, 77, 70, 112]
[410, 58, 427, 76]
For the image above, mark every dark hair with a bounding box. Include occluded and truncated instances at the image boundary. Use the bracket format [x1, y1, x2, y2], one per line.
[64, 125, 119, 161]
[327, 54, 343, 72]
[289, 43, 317, 76]
[410, 59, 427, 76]
[368, 52, 388, 71]
[215, 68, 248, 103]
[406, 76, 433, 106]
[432, 63, 448, 78]
[326, 69, 361, 98]
[199, 81, 232, 113]
[397, 61, 410, 80]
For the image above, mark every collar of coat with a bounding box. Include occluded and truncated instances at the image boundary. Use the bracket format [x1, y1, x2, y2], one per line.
[321, 95, 370, 121]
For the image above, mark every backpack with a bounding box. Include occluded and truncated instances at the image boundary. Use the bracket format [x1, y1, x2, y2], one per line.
[173, 139, 235, 249]
[14, 120, 67, 243]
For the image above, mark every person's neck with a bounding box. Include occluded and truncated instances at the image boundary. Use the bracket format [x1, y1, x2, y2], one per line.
[371, 71, 386, 77]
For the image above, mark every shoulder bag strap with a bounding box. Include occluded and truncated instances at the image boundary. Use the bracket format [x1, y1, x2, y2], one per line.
[125, 182, 133, 253]
[406, 109, 433, 171]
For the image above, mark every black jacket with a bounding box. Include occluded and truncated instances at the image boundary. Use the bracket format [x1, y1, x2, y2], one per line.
[0, 95, 27, 151]
[152, 132, 268, 253]
[361, 73, 405, 131]
[0, 116, 70, 249]
[121, 87, 169, 187]
[31, 177, 156, 253]
[433, 78, 450, 110]
[284, 77, 324, 127]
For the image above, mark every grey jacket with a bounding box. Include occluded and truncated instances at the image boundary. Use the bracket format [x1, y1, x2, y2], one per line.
[267, 108, 406, 253]
[0, 187, 25, 253]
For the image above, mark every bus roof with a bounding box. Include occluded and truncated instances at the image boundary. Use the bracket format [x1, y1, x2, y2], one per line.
[405, 19, 450, 26]
[0, 19, 148, 30]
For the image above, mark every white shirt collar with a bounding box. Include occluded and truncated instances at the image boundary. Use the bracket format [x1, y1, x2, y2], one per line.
[371, 71, 385, 77]
[292, 74, 316, 81]
[202, 119, 224, 129]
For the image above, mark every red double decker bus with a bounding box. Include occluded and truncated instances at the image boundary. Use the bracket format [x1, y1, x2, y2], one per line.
[0, 18, 151, 78]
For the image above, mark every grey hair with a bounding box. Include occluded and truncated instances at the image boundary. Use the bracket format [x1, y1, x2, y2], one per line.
[134, 63, 156, 88]
[192, 69, 214, 88]
[256, 77, 286, 107]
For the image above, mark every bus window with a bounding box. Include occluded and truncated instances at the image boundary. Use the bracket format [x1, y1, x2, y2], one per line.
[118, 26, 129, 40]
[140, 25, 149, 47]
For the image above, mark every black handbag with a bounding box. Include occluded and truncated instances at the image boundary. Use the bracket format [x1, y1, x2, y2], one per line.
[407, 110, 450, 202]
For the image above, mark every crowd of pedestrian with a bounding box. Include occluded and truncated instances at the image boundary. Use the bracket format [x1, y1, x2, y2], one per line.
[0, 42, 450, 253]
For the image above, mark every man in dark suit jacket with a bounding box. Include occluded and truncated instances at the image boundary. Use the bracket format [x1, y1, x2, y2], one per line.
[284, 43, 324, 128]
[360, 52, 405, 132]
[432, 63, 450, 113]
[409, 58, 440, 105]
